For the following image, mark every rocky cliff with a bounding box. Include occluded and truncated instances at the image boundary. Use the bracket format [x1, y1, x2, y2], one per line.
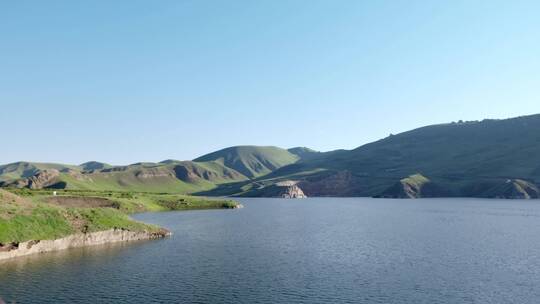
[248, 181, 307, 198]
[5, 169, 61, 189]
[277, 183, 307, 199]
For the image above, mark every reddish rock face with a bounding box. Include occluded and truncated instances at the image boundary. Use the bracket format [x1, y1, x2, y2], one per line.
[298, 171, 359, 196]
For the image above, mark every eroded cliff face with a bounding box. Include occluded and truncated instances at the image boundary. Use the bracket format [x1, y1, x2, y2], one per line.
[6, 169, 61, 189]
[298, 171, 360, 196]
[63, 168, 94, 182]
[134, 167, 175, 179]
[0, 228, 170, 261]
[173, 163, 244, 183]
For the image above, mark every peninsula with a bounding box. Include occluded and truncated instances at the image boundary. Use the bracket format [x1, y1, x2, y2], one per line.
[0, 188, 240, 260]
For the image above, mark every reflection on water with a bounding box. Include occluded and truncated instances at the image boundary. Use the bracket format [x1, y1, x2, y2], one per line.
[2, 198, 540, 304]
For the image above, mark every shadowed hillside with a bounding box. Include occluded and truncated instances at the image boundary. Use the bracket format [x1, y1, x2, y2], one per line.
[3, 115, 540, 198]
[203, 114, 540, 198]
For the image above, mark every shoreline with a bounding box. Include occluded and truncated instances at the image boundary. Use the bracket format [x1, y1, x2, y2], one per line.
[0, 202, 244, 262]
[0, 189, 244, 261]
[0, 228, 171, 261]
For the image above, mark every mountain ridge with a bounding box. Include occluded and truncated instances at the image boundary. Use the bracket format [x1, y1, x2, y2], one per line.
[3, 114, 540, 198]
[0, 146, 305, 194]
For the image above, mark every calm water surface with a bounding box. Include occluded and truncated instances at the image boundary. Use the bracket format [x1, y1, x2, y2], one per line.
[1, 198, 540, 303]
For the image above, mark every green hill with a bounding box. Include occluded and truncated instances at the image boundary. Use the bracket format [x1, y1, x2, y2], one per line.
[0, 162, 78, 183]
[0, 146, 293, 194]
[80, 161, 111, 171]
[193, 146, 300, 178]
[1, 146, 301, 194]
[4, 114, 540, 198]
[287, 147, 323, 161]
[206, 114, 540, 198]
[7, 161, 248, 194]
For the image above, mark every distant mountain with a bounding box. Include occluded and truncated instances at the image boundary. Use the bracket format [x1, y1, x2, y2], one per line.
[0, 162, 77, 183]
[203, 114, 540, 198]
[80, 161, 111, 171]
[0, 145, 300, 194]
[193, 146, 299, 178]
[0, 161, 248, 193]
[3, 114, 540, 198]
[159, 159, 181, 164]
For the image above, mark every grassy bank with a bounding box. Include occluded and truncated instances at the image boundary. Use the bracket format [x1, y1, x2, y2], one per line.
[0, 189, 239, 244]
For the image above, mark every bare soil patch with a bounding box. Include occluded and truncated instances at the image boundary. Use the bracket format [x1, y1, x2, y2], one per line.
[45, 196, 119, 209]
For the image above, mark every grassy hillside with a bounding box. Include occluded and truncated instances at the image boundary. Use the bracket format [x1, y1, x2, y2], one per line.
[0, 145, 300, 194]
[0, 189, 156, 243]
[205, 114, 540, 198]
[0, 188, 239, 244]
[287, 147, 324, 161]
[77, 161, 247, 193]
[0, 160, 249, 194]
[5, 114, 540, 199]
[194, 146, 300, 178]
[333, 115, 540, 180]
[80, 161, 111, 171]
[0, 162, 78, 183]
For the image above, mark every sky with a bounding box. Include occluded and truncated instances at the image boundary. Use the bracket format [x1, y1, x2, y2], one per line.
[1, 0, 540, 165]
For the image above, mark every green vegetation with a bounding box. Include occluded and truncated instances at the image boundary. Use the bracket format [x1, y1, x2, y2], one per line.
[154, 195, 238, 210]
[0, 162, 77, 183]
[287, 147, 323, 161]
[79, 161, 111, 171]
[401, 174, 429, 187]
[194, 146, 300, 178]
[0, 189, 240, 244]
[204, 114, 540, 198]
[4, 114, 540, 199]
[0, 146, 302, 194]
[0, 204, 74, 244]
[375, 174, 443, 198]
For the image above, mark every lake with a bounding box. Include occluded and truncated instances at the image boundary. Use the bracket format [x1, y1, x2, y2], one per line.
[1, 198, 540, 303]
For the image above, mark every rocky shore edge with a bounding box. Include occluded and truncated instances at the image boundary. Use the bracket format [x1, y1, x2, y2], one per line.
[0, 228, 171, 261]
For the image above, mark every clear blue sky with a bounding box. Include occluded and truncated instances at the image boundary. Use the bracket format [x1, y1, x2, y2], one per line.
[1, 0, 539, 165]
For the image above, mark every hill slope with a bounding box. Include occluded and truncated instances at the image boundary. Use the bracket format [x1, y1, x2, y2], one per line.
[0, 161, 249, 194]
[193, 146, 300, 178]
[0, 162, 78, 183]
[4, 115, 540, 198]
[209, 114, 540, 198]
[80, 161, 111, 171]
[0, 145, 298, 194]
